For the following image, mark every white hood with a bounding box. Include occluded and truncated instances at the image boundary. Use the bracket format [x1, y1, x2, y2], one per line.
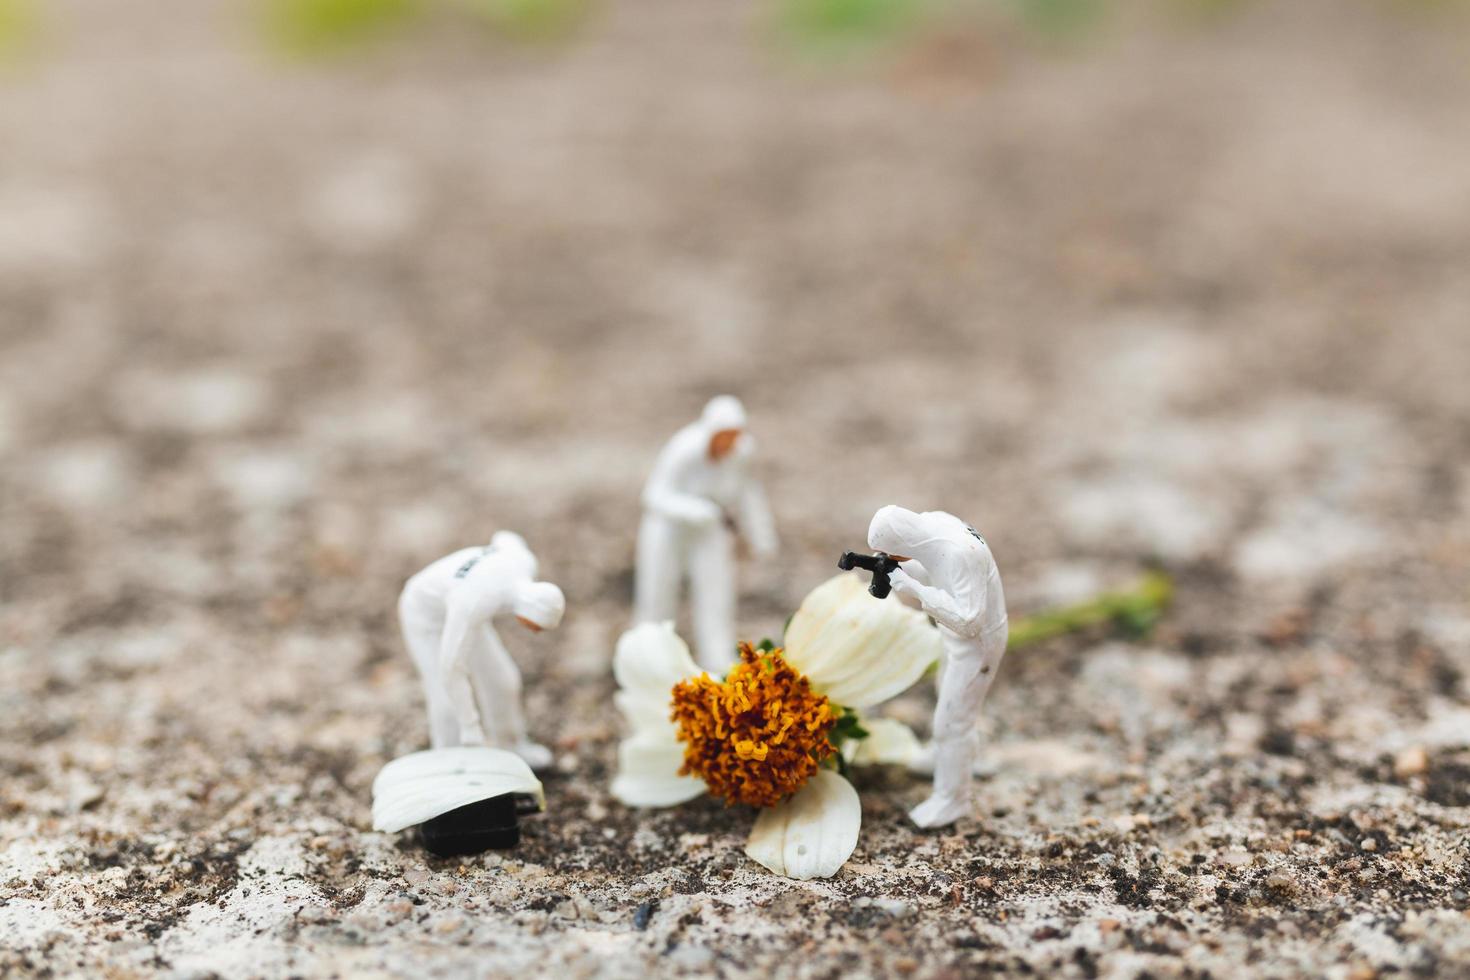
[512, 580, 566, 630]
[700, 395, 747, 433]
[868, 505, 951, 556]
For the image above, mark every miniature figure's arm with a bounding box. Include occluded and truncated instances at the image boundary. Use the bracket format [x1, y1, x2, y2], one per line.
[897, 558, 932, 586]
[437, 601, 486, 744]
[890, 567, 986, 639]
[738, 478, 778, 557]
[642, 442, 720, 527]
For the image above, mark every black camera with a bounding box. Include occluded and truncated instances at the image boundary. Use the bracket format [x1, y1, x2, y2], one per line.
[837, 551, 901, 599]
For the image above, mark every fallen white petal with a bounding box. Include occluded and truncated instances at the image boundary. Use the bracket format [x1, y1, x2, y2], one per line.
[372, 747, 543, 834]
[744, 770, 861, 880]
[784, 573, 941, 709]
[613, 622, 701, 736]
[844, 717, 924, 768]
[610, 733, 707, 808]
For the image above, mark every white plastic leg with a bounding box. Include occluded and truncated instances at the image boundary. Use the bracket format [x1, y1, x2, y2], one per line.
[689, 526, 736, 672]
[401, 604, 460, 749]
[468, 627, 525, 748]
[634, 514, 682, 625]
[911, 628, 1007, 828]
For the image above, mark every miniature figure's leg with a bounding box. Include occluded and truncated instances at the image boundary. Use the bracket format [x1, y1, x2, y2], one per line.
[689, 525, 736, 673]
[910, 627, 1007, 829]
[400, 595, 459, 749]
[467, 627, 554, 771]
[441, 656, 485, 748]
[906, 651, 948, 775]
[635, 513, 682, 625]
[468, 627, 521, 747]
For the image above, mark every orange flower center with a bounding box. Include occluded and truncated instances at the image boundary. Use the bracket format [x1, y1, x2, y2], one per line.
[670, 643, 837, 808]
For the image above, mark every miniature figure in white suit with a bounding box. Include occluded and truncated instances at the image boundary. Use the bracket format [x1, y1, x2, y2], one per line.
[635, 396, 778, 672]
[398, 531, 565, 771]
[868, 505, 1008, 828]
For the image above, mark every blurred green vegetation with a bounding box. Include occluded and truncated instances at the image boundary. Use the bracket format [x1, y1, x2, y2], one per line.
[779, 0, 930, 53]
[1007, 570, 1174, 650]
[263, 0, 588, 55]
[256, 0, 1469, 61]
[265, 0, 423, 54]
[463, 0, 589, 41]
[1006, 0, 1105, 37]
[0, 0, 36, 61]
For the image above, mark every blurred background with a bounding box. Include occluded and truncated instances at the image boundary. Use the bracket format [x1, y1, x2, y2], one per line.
[2, 0, 1469, 976]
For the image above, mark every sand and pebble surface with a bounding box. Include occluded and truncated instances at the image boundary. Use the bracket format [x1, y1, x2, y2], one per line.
[2, 0, 1469, 976]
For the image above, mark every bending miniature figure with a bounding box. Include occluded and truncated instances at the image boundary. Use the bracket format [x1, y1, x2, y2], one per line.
[867, 505, 1008, 828]
[373, 531, 563, 857]
[398, 530, 565, 770]
[634, 396, 778, 672]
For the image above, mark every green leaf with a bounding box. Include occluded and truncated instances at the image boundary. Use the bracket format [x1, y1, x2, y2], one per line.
[828, 709, 872, 756]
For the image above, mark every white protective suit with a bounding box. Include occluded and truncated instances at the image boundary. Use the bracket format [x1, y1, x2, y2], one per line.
[398, 531, 565, 770]
[635, 396, 778, 672]
[868, 505, 1008, 828]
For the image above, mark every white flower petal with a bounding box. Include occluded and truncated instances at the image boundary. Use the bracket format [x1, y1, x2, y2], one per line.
[612, 622, 701, 736]
[744, 770, 861, 880]
[372, 747, 543, 834]
[843, 717, 924, 767]
[610, 733, 707, 808]
[784, 573, 941, 709]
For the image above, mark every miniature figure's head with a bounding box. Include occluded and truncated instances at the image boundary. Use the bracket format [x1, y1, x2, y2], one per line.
[702, 395, 747, 461]
[513, 581, 565, 632]
[867, 505, 923, 561]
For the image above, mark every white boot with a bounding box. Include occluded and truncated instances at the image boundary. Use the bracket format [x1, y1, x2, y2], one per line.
[909, 735, 975, 828]
[909, 792, 973, 829]
[511, 740, 554, 772]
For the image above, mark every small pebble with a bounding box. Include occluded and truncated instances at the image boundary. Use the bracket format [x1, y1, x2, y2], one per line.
[1265, 872, 1296, 893]
[433, 916, 466, 935]
[1360, 838, 1378, 852]
[1393, 746, 1428, 778]
[633, 902, 656, 930]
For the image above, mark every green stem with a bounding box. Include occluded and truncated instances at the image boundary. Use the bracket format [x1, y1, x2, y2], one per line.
[1006, 570, 1174, 651]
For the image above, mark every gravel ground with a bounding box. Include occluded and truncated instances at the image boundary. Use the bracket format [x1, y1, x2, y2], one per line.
[2, 0, 1469, 976]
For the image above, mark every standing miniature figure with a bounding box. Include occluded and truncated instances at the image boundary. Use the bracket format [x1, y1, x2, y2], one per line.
[634, 396, 778, 672]
[866, 505, 1008, 828]
[398, 531, 565, 769]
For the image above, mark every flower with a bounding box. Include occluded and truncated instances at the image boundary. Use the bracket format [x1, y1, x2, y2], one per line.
[671, 642, 837, 808]
[610, 572, 941, 880]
